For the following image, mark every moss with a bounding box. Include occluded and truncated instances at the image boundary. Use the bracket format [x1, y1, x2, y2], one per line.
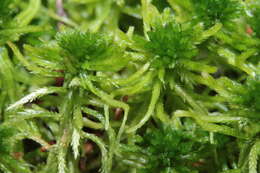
[192, 0, 243, 27]
[0, 0, 259, 173]
[144, 22, 197, 69]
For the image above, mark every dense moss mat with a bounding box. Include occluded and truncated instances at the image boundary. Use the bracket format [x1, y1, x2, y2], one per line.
[0, 0, 259, 173]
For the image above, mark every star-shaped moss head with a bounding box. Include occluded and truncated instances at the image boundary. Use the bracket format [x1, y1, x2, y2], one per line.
[192, 0, 243, 28]
[142, 22, 197, 69]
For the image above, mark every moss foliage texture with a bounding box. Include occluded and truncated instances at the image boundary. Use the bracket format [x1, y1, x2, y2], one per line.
[0, 0, 259, 173]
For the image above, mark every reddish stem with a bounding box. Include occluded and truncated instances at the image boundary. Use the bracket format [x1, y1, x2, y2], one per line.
[114, 96, 129, 120]
[56, 0, 67, 29]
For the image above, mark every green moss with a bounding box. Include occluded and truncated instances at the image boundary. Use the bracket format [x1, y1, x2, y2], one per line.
[248, 2, 260, 37]
[0, 0, 259, 173]
[143, 22, 197, 68]
[151, 0, 170, 12]
[138, 125, 209, 173]
[192, 0, 243, 27]
[0, 126, 16, 155]
[241, 77, 260, 112]
[0, 0, 15, 27]
[56, 30, 110, 60]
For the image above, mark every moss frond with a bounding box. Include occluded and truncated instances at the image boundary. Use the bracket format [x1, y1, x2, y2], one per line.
[248, 1, 260, 38]
[56, 30, 111, 61]
[0, 0, 15, 27]
[143, 22, 197, 68]
[0, 126, 16, 154]
[56, 30, 128, 72]
[240, 77, 260, 112]
[192, 0, 243, 27]
[138, 125, 209, 172]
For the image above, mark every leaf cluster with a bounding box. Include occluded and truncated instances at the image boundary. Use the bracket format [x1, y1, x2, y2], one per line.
[140, 22, 197, 69]
[191, 0, 243, 27]
[247, 1, 260, 38]
[0, 0, 15, 27]
[0, 126, 16, 155]
[237, 76, 260, 112]
[133, 125, 210, 173]
[56, 30, 110, 61]
[56, 30, 127, 72]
